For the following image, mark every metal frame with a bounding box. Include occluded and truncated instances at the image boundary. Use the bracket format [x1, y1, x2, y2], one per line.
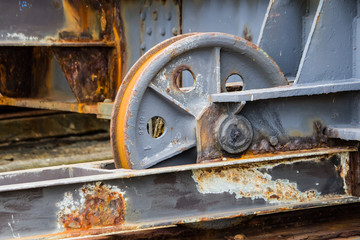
[1, 147, 359, 239]
[0, 1, 360, 239]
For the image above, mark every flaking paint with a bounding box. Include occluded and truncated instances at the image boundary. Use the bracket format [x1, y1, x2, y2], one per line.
[192, 155, 349, 204]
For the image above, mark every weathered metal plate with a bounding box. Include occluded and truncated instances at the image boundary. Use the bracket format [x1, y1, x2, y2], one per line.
[0, 148, 358, 239]
[0, 0, 113, 44]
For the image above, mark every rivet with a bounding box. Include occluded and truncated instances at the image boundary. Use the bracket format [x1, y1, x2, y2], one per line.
[160, 27, 166, 36]
[172, 27, 178, 36]
[152, 10, 158, 21]
[146, 27, 152, 35]
[141, 43, 146, 50]
[269, 136, 279, 146]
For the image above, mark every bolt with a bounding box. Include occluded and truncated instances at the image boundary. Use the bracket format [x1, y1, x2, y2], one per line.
[269, 136, 278, 146]
[140, 43, 146, 51]
[172, 27, 178, 36]
[218, 115, 253, 154]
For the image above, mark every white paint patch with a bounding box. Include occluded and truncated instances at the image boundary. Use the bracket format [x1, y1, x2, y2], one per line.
[6, 33, 39, 41]
[8, 222, 20, 238]
[192, 164, 326, 204]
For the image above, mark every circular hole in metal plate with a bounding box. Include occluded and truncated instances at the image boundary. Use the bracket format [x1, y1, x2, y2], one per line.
[173, 66, 195, 92]
[147, 116, 166, 138]
[225, 73, 244, 92]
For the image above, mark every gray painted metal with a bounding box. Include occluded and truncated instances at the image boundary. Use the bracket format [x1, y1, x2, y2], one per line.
[326, 126, 360, 141]
[211, 79, 360, 102]
[182, 0, 268, 42]
[0, 1, 360, 237]
[0, 149, 358, 239]
[119, 0, 181, 71]
[112, 32, 288, 169]
[258, 0, 313, 78]
[295, 0, 357, 84]
[0, 1, 66, 43]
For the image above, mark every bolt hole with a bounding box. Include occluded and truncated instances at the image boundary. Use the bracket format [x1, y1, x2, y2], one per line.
[147, 116, 165, 138]
[225, 73, 244, 92]
[173, 66, 195, 92]
[322, 127, 327, 135]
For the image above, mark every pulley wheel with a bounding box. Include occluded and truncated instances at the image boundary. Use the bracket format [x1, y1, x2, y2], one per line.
[111, 32, 288, 169]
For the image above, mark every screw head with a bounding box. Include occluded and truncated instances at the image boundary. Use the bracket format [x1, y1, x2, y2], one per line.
[269, 136, 279, 146]
[218, 115, 253, 154]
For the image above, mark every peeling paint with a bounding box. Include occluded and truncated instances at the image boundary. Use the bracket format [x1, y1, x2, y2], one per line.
[339, 152, 350, 192]
[57, 182, 125, 230]
[6, 33, 38, 41]
[192, 156, 348, 204]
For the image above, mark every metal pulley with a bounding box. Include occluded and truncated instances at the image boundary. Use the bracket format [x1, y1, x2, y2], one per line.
[110, 33, 288, 169]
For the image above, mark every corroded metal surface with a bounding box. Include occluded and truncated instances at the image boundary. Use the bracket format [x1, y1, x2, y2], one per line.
[0, 48, 32, 98]
[110, 32, 288, 169]
[57, 182, 125, 230]
[0, 0, 120, 112]
[0, 149, 359, 239]
[53, 47, 115, 103]
[193, 153, 350, 204]
[0, 0, 113, 43]
[0, 96, 98, 114]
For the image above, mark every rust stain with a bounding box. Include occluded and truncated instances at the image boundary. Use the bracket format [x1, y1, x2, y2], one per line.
[245, 40, 259, 51]
[247, 121, 331, 156]
[242, 25, 253, 42]
[60, 0, 109, 41]
[57, 182, 125, 230]
[316, 11, 321, 24]
[172, 64, 194, 90]
[0, 48, 33, 98]
[192, 158, 345, 204]
[53, 47, 112, 103]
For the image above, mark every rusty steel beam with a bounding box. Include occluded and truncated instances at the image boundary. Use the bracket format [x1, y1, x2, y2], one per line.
[0, 96, 98, 114]
[0, 148, 359, 239]
[0, 112, 109, 143]
[0, 0, 122, 111]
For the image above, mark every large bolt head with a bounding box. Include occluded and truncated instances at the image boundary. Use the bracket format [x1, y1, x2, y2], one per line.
[218, 115, 253, 154]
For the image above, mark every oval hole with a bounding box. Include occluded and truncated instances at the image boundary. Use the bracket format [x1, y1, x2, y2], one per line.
[174, 67, 195, 92]
[147, 116, 165, 138]
[225, 74, 244, 92]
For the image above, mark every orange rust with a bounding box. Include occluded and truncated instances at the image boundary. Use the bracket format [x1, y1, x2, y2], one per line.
[112, 23, 123, 93]
[242, 25, 253, 42]
[245, 40, 259, 50]
[193, 158, 347, 204]
[201, 147, 357, 164]
[17, 224, 140, 240]
[239, 147, 345, 160]
[58, 183, 125, 230]
[316, 11, 321, 24]
[61, 0, 103, 40]
[110, 34, 198, 166]
[0, 96, 98, 114]
[113, 48, 167, 169]
[0, 64, 6, 91]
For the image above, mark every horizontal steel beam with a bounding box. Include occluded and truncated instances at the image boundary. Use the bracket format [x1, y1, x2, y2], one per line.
[211, 79, 360, 103]
[0, 148, 358, 239]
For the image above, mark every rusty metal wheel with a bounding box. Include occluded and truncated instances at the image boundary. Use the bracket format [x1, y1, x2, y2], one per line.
[111, 32, 288, 169]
